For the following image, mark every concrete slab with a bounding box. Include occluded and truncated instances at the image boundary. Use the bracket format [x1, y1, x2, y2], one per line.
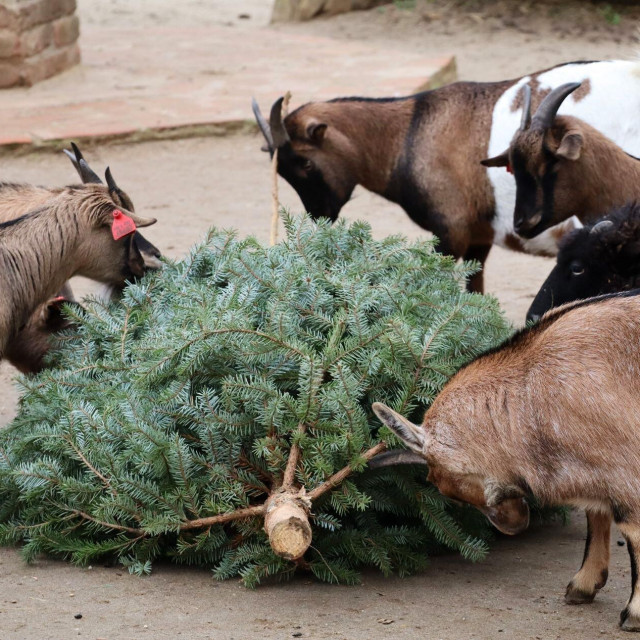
[0, 24, 455, 148]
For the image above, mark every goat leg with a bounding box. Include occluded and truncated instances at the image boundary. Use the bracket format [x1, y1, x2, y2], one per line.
[565, 509, 611, 604]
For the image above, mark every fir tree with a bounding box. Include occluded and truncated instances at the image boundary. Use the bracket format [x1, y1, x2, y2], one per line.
[0, 213, 512, 586]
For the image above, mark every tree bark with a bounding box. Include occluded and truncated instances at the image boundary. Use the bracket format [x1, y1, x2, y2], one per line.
[263, 488, 312, 560]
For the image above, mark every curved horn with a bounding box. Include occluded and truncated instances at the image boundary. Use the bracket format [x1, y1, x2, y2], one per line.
[269, 96, 291, 149]
[63, 142, 103, 184]
[590, 219, 615, 235]
[105, 167, 120, 196]
[368, 449, 428, 469]
[531, 82, 582, 131]
[520, 84, 532, 131]
[251, 97, 274, 152]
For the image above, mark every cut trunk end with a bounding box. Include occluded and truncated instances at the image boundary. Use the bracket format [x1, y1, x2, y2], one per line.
[264, 489, 312, 560]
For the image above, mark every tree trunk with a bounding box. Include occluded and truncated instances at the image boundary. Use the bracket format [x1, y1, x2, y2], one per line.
[263, 488, 312, 560]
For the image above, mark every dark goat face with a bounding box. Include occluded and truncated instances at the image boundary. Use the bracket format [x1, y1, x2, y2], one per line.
[253, 98, 356, 222]
[526, 214, 640, 322]
[482, 82, 583, 239]
[276, 143, 354, 222]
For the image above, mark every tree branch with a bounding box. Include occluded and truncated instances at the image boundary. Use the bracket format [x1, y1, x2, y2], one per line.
[282, 422, 306, 490]
[308, 442, 387, 501]
[179, 505, 266, 531]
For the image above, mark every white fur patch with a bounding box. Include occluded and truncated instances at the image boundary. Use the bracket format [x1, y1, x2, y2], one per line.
[486, 60, 640, 251]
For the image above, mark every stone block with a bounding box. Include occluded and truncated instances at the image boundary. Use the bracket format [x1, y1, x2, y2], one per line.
[0, 59, 21, 87]
[0, 29, 19, 58]
[20, 41, 79, 85]
[52, 14, 78, 47]
[271, 0, 390, 21]
[324, 0, 352, 15]
[19, 22, 52, 57]
[13, 0, 51, 31]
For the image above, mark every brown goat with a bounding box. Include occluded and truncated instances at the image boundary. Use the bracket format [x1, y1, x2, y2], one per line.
[373, 290, 640, 631]
[5, 295, 79, 374]
[482, 82, 640, 238]
[0, 145, 161, 372]
[0, 187, 155, 357]
[254, 60, 640, 292]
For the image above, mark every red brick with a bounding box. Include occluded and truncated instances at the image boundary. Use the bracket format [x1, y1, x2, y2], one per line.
[20, 41, 79, 85]
[18, 22, 52, 57]
[52, 14, 78, 47]
[0, 29, 19, 58]
[0, 60, 21, 87]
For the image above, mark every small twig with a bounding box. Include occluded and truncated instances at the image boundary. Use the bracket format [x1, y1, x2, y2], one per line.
[270, 90, 291, 246]
[282, 422, 306, 490]
[68, 509, 142, 535]
[308, 442, 388, 501]
[63, 436, 115, 495]
[270, 149, 279, 246]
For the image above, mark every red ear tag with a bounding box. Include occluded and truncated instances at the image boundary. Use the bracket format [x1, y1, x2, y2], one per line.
[506, 162, 513, 174]
[111, 209, 137, 240]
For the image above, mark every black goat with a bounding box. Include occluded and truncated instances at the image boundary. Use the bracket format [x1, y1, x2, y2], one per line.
[527, 201, 640, 322]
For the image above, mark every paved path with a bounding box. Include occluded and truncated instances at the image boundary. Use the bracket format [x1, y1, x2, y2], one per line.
[0, 23, 454, 147]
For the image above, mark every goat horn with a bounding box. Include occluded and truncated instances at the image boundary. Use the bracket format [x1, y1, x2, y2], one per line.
[269, 96, 291, 149]
[530, 82, 582, 131]
[251, 97, 274, 153]
[105, 166, 120, 195]
[63, 142, 103, 184]
[590, 219, 615, 234]
[520, 84, 532, 131]
[368, 449, 428, 469]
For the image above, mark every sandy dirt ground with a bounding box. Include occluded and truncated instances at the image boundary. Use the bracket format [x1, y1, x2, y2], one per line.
[1, 1, 639, 638]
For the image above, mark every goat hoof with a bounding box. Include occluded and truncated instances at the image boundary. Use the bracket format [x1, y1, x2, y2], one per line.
[565, 583, 596, 605]
[620, 609, 640, 632]
[619, 608, 640, 631]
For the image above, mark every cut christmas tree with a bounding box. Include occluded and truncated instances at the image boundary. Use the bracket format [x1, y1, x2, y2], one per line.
[0, 214, 512, 586]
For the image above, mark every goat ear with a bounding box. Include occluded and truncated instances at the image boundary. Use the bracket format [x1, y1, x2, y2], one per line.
[306, 121, 327, 144]
[126, 235, 146, 278]
[372, 402, 426, 453]
[480, 150, 509, 168]
[127, 213, 156, 228]
[555, 131, 584, 161]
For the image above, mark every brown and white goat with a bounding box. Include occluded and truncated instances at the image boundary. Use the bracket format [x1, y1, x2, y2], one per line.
[254, 60, 640, 291]
[373, 290, 640, 631]
[0, 186, 155, 357]
[482, 82, 640, 238]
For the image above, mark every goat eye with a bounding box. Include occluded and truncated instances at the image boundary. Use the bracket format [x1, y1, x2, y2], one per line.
[303, 159, 314, 172]
[569, 261, 584, 276]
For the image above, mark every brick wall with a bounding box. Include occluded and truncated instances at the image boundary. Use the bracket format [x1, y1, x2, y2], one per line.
[271, 0, 390, 22]
[0, 0, 80, 88]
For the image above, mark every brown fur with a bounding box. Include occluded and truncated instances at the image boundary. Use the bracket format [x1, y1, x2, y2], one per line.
[505, 114, 640, 232]
[284, 82, 511, 286]
[0, 178, 157, 372]
[374, 292, 640, 629]
[0, 187, 154, 357]
[276, 67, 581, 293]
[5, 296, 77, 374]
